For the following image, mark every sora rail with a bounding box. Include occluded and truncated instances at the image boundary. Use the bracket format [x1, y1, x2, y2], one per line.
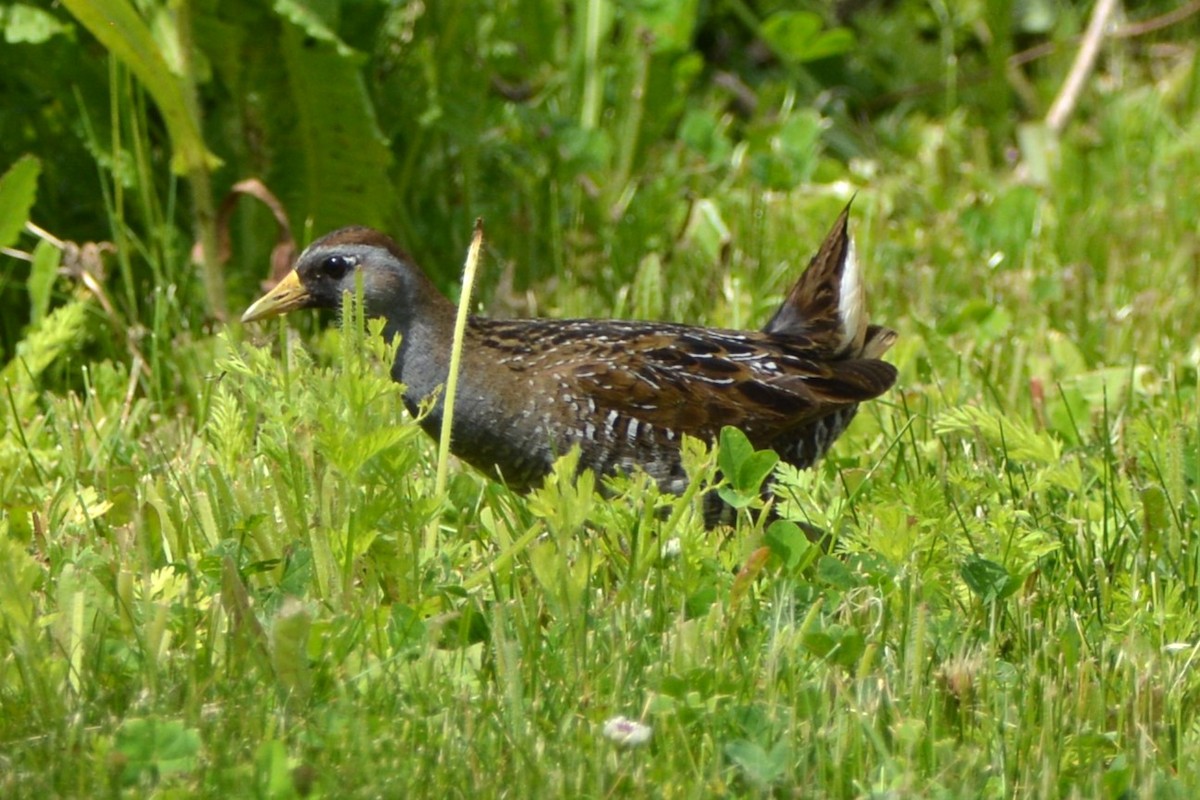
[242, 205, 897, 506]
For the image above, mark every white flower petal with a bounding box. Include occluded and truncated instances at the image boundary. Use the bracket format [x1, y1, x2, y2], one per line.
[602, 715, 652, 747]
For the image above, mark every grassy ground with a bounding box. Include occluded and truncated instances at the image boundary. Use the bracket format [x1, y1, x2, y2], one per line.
[3, 3, 1200, 798]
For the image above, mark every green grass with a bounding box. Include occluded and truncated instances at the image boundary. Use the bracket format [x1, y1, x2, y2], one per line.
[4, 2, 1200, 797]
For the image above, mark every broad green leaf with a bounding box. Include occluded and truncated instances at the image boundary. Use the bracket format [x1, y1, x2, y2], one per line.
[388, 603, 427, 652]
[764, 519, 813, 571]
[57, 0, 219, 173]
[717, 426, 754, 483]
[717, 484, 752, 509]
[724, 739, 789, 787]
[4, 4, 73, 44]
[0, 155, 39, 249]
[630, 0, 699, 53]
[736, 450, 779, 494]
[816, 554, 856, 591]
[277, 20, 394, 231]
[274, 0, 354, 56]
[760, 11, 854, 64]
[684, 583, 717, 618]
[28, 238, 60, 324]
[801, 622, 864, 667]
[113, 717, 201, 785]
[718, 426, 780, 507]
[961, 556, 1019, 603]
[679, 108, 732, 164]
[776, 110, 822, 164]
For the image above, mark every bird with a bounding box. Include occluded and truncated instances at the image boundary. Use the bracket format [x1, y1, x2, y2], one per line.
[241, 204, 897, 515]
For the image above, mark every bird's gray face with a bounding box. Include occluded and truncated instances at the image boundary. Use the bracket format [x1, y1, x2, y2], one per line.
[294, 245, 390, 316]
[242, 233, 413, 324]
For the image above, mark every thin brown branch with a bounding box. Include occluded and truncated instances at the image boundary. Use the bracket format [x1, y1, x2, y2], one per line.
[868, 0, 1195, 113]
[1112, 0, 1200, 38]
[1046, 0, 1120, 135]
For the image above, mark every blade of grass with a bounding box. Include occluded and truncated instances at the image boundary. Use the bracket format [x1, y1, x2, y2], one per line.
[427, 219, 485, 555]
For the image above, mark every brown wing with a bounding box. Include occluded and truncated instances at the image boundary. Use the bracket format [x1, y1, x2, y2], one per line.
[555, 325, 896, 444]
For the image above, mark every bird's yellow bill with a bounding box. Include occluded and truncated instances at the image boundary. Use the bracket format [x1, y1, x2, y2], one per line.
[241, 271, 310, 323]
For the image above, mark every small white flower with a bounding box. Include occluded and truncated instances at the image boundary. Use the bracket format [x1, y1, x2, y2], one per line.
[602, 716, 652, 747]
[661, 537, 682, 558]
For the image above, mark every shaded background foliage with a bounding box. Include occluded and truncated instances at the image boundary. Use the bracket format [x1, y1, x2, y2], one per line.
[6, 0, 1194, 364]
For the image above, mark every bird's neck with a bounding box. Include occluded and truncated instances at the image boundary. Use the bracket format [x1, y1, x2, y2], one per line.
[387, 284, 460, 407]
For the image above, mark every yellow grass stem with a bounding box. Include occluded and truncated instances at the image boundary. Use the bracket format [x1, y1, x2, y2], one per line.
[426, 219, 485, 555]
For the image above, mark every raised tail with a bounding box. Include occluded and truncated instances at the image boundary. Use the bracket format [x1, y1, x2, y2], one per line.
[763, 203, 894, 359]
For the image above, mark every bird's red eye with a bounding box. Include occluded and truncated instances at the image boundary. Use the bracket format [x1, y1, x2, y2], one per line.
[323, 255, 356, 279]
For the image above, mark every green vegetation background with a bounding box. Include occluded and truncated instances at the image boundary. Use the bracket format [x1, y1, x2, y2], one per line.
[2, 0, 1200, 796]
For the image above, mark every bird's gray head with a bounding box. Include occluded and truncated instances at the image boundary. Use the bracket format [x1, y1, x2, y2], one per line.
[241, 226, 426, 325]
